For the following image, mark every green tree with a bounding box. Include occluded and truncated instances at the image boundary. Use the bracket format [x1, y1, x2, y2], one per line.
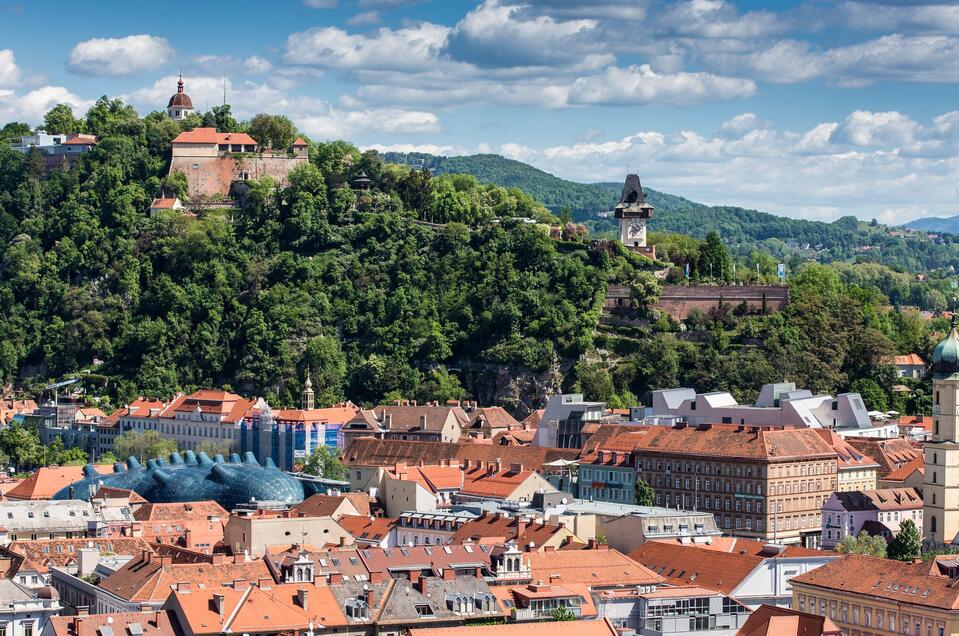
[697, 230, 732, 282]
[850, 377, 889, 412]
[0, 122, 31, 140]
[0, 424, 44, 471]
[635, 478, 654, 506]
[206, 104, 238, 132]
[43, 104, 83, 135]
[301, 446, 347, 480]
[836, 530, 887, 558]
[887, 519, 922, 561]
[113, 430, 177, 461]
[550, 607, 577, 622]
[247, 113, 296, 149]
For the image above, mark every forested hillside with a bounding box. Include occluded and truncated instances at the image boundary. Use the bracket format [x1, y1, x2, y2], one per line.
[384, 151, 959, 272]
[0, 100, 661, 411]
[904, 215, 959, 235]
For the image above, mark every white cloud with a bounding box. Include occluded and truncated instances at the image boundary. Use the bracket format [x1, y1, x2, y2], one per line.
[837, 110, 919, 147]
[0, 50, 20, 88]
[841, 1, 959, 34]
[284, 23, 448, 71]
[658, 0, 783, 39]
[567, 64, 755, 106]
[68, 35, 172, 76]
[0, 85, 93, 124]
[129, 75, 439, 138]
[244, 55, 273, 74]
[347, 11, 381, 26]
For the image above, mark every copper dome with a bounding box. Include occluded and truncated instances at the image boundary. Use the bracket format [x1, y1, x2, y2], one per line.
[167, 77, 193, 109]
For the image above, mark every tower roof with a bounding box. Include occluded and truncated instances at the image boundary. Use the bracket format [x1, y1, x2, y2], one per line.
[167, 76, 194, 109]
[933, 317, 959, 376]
[614, 173, 653, 218]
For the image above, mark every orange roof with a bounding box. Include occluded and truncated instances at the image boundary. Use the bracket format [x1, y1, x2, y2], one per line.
[94, 486, 148, 504]
[886, 354, 925, 366]
[61, 136, 97, 146]
[166, 390, 255, 424]
[274, 404, 358, 424]
[450, 514, 576, 549]
[134, 501, 228, 522]
[390, 464, 464, 493]
[525, 547, 662, 587]
[812, 429, 879, 469]
[409, 618, 618, 636]
[882, 455, 925, 482]
[172, 127, 258, 146]
[606, 425, 838, 461]
[292, 137, 308, 146]
[337, 515, 397, 543]
[460, 466, 536, 498]
[6, 465, 113, 500]
[110, 397, 172, 420]
[0, 399, 37, 424]
[631, 541, 828, 595]
[898, 415, 934, 431]
[291, 493, 359, 518]
[150, 198, 179, 209]
[2, 537, 154, 575]
[171, 582, 347, 634]
[44, 611, 174, 636]
[739, 604, 842, 636]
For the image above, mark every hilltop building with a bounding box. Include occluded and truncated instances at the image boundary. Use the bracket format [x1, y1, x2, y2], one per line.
[614, 173, 655, 258]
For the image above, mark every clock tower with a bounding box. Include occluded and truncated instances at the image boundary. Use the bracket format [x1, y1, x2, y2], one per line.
[614, 173, 655, 258]
[924, 317, 959, 546]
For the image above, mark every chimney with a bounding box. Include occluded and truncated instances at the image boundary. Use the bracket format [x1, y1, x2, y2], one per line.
[213, 593, 225, 616]
[76, 606, 90, 616]
[365, 587, 374, 608]
[409, 570, 420, 587]
[233, 554, 246, 564]
[296, 588, 309, 611]
[257, 577, 273, 590]
[184, 527, 193, 547]
[549, 574, 561, 583]
[370, 571, 386, 584]
[443, 568, 456, 581]
[419, 415, 427, 429]
[158, 555, 172, 568]
[495, 459, 502, 473]
[330, 572, 344, 585]
[515, 519, 527, 538]
[211, 554, 225, 565]
[141, 549, 152, 563]
[418, 576, 429, 596]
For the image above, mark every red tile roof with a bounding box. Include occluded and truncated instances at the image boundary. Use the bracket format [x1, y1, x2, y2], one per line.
[622, 425, 838, 461]
[887, 354, 925, 366]
[845, 437, 922, 476]
[812, 429, 879, 469]
[134, 501, 228, 522]
[882, 455, 925, 482]
[450, 514, 577, 550]
[467, 408, 519, 432]
[525, 546, 662, 587]
[292, 137, 308, 146]
[389, 464, 464, 493]
[738, 604, 843, 636]
[898, 415, 934, 432]
[6, 465, 113, 500]
[2, 537, 154, 575]
[408, 618, 618, 636]
[172, 128, 258, 146]
[338, 515, 397, 543]
[44, 611, 175, 636]
[274, 404, 358, 424]
[374, 405, 468, 434]
[460, 466, 537, 498]
[150, 198, 179, 209]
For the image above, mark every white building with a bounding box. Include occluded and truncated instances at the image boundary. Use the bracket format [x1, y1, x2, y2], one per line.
[533, 394, 608, 448]
[648, 382, 897, 438]
[395, 511, 477, 547]
[0, 579, 60, 636]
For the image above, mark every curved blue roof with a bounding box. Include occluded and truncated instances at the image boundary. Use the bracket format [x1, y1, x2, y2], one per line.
[934, 319, 959, 376]
[54, 452, 317, 509]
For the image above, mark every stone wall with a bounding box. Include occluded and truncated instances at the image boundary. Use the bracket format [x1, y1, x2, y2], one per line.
[604, 284, 789, 319]
[170, 153, 308, 199]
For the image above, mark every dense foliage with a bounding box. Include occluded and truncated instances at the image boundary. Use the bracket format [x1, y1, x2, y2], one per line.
[0, 101, 647, 410]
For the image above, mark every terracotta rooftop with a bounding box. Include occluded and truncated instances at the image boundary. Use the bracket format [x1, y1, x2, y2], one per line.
[149, 198, 179, 209]
[274, 404, 358, 424]
[170, 582, 347, 634]
[389, 464, 464, 493]
[343, 438, 579, 470]
[738, 604, 842, 636]
[631, 541, 828, 595]
[94, 486, 149, 504]
[791, 554, 959, 610]
[450, 513, 576, 549]
[883, 455, 925, 483]
[338, 515, 397, 543]
[885, 354, 925, 366]
[6, 465, 113, 500]
[845, 437, 922, 476]
[623, 425, 839, 461]
[898, 415, 934, 432]
[265, 544, 371, 582]
[172, 128, 258, 146]
[134, 501, 228, 522]
[467, 408, 519, 432]
[166, 390, 255, 424]
[357, 544, 492, 575]
[291, 494, 358, 518]
[408, 616, 618, 636]
[460, 465, 538, 498]
[813, 429, 879, 469]
[525, 546, 661, 587]
[2, 537, 154, 575]
[374, 404, 469, 433]
[44, 611, 175, 636]
[829, 487, 923, 512]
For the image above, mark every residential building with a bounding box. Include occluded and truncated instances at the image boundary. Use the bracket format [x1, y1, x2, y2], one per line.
[650, 383, 895, 437]
[533, 394, 609, 448]
[263, 544, 371, 584]
[290, 493, 368, 520]
[457, 463, 558, 503]
[926, 321, 959, 546]
[148, 197, 184, 215]
[579, 443, 639, 504]
[631, 539, 838, 608]
[599, 509, 721, 554]
[0, 500, 135, 545]
[492, 581, 596, 622]
[845, 436, 922, 479]
[449, 512, 584, 551]
[380, 463, 464, 517]
[0, 537, 152, 588]
[736, 605, 842, 636]
[41, 611, 176, 636]
[880, 455, 925, 489]
[406, 618, 619, 636]
[790, 554, 959, 636]
[884, 353, 927, 379]
[374, 403, 469, 443]
[6, 467, 112, 501]
[596, 586, 750, 635]
[0, 399, 37, 425]
[337, 516, 397, 548]
[134, 501, 228, 553]
[223, 509, 354, 556]
[813, 429, 879, 491]
[395, 511, 477, 547]
[169, 125, 308, 199]
[464, 408, 518, 441]
[0, 579, 61, 636]
[524, 545, 663, 589]
[40, 610, 176, 636]
[628, 424, 839, 546]
[8, 132, 97, 169]
[899, 415, 935, 441]
[820, 487, 923, 548]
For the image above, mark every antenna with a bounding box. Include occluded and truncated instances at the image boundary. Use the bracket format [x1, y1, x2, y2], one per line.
[223, 77, 227, 106]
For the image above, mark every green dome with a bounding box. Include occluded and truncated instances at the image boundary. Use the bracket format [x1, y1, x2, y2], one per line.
[933, 319, 959, 375]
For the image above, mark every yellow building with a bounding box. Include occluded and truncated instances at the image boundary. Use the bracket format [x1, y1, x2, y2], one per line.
[815, 429, 879, 492]
[792, 554, 959, 636]
[926, 319, 959, 546]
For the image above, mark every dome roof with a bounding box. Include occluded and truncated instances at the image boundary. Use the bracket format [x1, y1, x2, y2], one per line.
[933, 318, 959, 375]
[167, 77, 193, 109]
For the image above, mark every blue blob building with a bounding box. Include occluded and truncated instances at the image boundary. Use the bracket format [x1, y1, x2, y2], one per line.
[53, 451, 324, 510]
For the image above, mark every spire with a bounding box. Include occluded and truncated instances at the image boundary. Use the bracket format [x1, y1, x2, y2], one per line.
[178, 72, 184, 93]
[302, 369, 315, 411]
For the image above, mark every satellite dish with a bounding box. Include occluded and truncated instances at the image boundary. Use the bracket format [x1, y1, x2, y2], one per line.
[107, 618, 113, 625]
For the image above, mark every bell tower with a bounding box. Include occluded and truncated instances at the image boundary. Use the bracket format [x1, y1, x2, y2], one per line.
[614, 173, 655, 258]
[924, 317, 959, 546]
[302, 370, 315, 411]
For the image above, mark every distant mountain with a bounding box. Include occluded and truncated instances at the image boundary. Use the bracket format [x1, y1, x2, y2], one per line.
[903, 215, 959, 235]
[381, 151, 959, 271]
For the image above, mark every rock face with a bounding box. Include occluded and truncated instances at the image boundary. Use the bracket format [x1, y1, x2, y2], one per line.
[54, 451, 319, 509]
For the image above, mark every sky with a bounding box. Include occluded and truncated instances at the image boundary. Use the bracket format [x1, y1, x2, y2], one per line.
[2, 0, 959, 223]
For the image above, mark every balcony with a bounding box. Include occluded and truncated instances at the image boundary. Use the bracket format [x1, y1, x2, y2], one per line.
[512, 606, 582, 622]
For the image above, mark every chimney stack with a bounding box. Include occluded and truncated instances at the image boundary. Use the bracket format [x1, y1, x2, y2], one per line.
[443, 568, 456, 581]
[213, 593, 225, 616]
[365, 587, 374, 608]
[297, 588, 309, 611]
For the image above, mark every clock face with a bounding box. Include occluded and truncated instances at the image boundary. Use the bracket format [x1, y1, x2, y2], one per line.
[629, 220, 644, 235]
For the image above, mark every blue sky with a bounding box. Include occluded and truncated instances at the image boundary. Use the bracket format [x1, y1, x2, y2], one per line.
[2, 0, 959, 223]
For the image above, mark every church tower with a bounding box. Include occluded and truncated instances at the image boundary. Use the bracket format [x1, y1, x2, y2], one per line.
[166, 75, 194, 120]
[302, 370, 315, 411]
[924, 318, 959, 545]
[614, 173, 655, 258]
